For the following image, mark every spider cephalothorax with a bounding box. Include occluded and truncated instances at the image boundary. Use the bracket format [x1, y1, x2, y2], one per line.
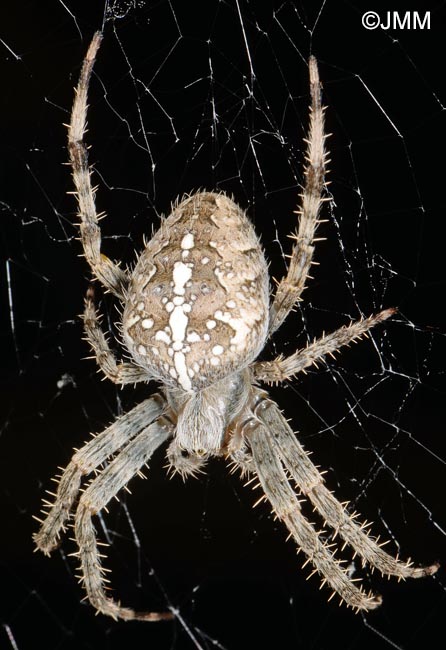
[34, 32, 438, 622]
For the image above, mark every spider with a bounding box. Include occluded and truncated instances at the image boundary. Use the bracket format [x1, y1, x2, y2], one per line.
[34, 32, 438, 622]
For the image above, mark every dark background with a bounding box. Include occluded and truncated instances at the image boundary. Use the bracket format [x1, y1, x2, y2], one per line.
[1, 1, 445, 649]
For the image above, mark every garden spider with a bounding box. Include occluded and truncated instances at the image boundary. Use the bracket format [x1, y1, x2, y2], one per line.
[34, 32, 438, 621]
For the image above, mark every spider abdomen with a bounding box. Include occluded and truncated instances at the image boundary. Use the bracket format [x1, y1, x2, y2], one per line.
[123, 191, 269, 391]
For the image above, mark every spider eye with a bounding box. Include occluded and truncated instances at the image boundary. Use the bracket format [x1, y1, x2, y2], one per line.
[153, 284, 165, 295]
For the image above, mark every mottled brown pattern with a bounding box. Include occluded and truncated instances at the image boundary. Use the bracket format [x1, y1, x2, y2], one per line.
[123, 192, 269, 390]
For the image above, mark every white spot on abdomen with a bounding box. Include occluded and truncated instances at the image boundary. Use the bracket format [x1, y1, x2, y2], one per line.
[181, 233, 194, 250]
[170, 306, 188, 345]
[173, 262, 192, 295]
[174, 351, 192, 391]
[155, 330, 171, 345]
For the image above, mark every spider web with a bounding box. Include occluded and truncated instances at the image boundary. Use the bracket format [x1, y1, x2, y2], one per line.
[1, 1, 445, 648]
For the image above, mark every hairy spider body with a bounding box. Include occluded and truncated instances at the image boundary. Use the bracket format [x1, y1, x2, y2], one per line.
[34, 32, 438, 622]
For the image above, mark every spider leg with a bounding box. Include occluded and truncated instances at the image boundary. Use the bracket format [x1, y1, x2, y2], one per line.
[246, 418, 382, 611]
[68, 32, 129, 299]
[74, 418, 174, 621]
[258, 397, 439, 582]
[33, 394, 166, 555]
[254, 308, 395, 384]
[268, 57, 327, 336]
[84, 286, 151, 384]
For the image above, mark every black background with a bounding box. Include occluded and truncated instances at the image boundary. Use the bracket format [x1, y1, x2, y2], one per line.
[1, 1, 445, 649]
